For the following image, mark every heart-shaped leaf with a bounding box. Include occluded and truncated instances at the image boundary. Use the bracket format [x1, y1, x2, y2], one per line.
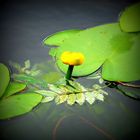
[0, 63, 10, 98]
[4, 82, 26, 98]
[119, 2, 140, 32]
[0, 93, 42, 120]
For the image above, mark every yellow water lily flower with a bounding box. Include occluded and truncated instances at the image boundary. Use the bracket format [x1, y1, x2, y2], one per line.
[61, 51, 84, 66]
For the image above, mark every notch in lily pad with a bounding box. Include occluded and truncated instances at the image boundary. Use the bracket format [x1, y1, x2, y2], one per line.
[61, 51, 85, 84]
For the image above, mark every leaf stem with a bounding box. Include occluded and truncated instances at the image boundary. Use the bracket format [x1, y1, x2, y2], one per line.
[117, 81, 140, 88]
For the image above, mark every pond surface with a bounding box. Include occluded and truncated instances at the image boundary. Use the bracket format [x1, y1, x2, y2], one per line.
[0, 0, 140, 140]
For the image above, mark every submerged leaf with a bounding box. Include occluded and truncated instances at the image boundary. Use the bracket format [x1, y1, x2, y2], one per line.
[85, 92, 95, 105]
[0, 63, 10, 98]
[41, 96, 54, 103]
[0, 93, 42, 120]
[76, 93, 85, 105]
[24, 60, 30, 69]
[67, 94, 76, 105]
[55, 94, 68, 104]
[35, 90, 57, 97]
[4, 82, 26, 98]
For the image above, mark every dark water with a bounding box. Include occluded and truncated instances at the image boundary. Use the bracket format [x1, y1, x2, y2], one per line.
[0, 0, 140, 140]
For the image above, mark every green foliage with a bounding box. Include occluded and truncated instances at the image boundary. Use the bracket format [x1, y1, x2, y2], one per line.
[119, 2, 140, 32]
[0, 93, 42, 120]
[0, 63, 42, 120]
[36, 80, 108, 105]
[12, 74, 48, 89]
[9, 60, 41, 77]
[44, 29, 81, 46]
[4, 82, 26, 98]
[43, 3, 140, 82]
[0, 63, 10, 98]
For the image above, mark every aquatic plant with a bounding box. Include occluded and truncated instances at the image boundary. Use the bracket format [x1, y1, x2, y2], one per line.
[0, 2, 140, 121]
[44, 2, 140, 82]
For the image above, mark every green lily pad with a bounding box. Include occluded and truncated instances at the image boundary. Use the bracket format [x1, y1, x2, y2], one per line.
[47, 23, 130, 76]
[44, 29, 81, 46]
[0, 63, 10, 98]
[119, 2, 140, 32]
[102, 33, 140, 82]
[0, 93, 42, 120]
[4, 82, 26, 98]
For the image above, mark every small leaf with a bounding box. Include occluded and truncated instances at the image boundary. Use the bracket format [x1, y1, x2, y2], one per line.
[99, 78, 104, 84]
[4, 82, 26, 98]
[41, 96, 54, 103]
[85, 92, 95, 105]
[76, 93, 85, 105]
[49, 48, 58, 57]
[24, 60, 30, 69]
[0, 93, 42, 120]
[55, 94, 68, 104]
[98, 89, 108, 95]
[67, 94, 76, 105]
[9, 61, 21, 72]
[94, 91, 104, 101]
[0, 63, 10, 98]
[35, 90, 57, 97]
[48, 84, 62, 94]
[93, 84, 102, 90]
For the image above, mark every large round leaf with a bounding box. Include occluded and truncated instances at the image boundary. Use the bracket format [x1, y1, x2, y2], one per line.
[102, 33, 140, 82]
[55, 23, 131, 76]
[44, 29, 81, 46]
[119, 2, 140, 32]
[0, 93, 42, 120]
[0, 63, 10, 98]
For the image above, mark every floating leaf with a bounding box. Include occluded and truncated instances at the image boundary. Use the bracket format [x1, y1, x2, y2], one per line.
[0, 93, 42, 120]
[67, 94, 76, 105]
[44, 29, 81, 46]
[35, 90, 57, 97]
[52, 23, 126, 76]
[41, 96, 54, 103]
[76, 93, 85, 105]
[85, 92, 95, 105]
[4, 82, 26, 98]
[119, 2, 140, 32]
[0, 63, 10, 98]
[102, 34, 140, 82]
